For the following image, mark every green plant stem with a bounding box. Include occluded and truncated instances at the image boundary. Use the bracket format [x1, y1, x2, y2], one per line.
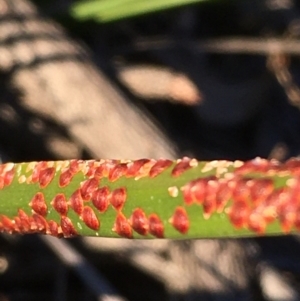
[0, 157, 299, 239]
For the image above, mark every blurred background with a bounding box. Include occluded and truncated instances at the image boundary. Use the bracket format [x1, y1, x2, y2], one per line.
[1, 0, 300, 300]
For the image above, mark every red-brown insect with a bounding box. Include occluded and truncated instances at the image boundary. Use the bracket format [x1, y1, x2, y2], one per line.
[59, 169, 73, 188]
[17, 209, 31, 232]
[216, 180, 233, 213]
[129, 208, 148, 236]
[92, 186, 110, 213]
[69, 189, 84, 215]
[32, 213, 48, 233]
[31, 161, 48, 183]
[51, 193, 68, 216]
[261, 188, 285, 224]
[250, 178, 274, 206]
[232, 178, 251, 203]
[234, 158, 272, 175]
[69, 159, 82, 175]
[126, 159, 149, 177]
[1, 215, 14, 232]
[85, 161, 97, 178]
[181, 180, 196, 205]
[13, 217, 22, 233]
[29, 192, 48, 216]
[182, 177, 210, 205]
[110, 187, 127, 211]
[81, 206, 100, 231]
[94, 160, 117, 179]
[248, 211, 266, 234]
[39, 167, 55, 188]
[282, 158, 300, 175]
[277, 194, 297, 233]
[4, 168, 14, 187]
[112, 212, 132, 238]
[149, 159, 173, 178]
[109, 163, 128, 182]
[293, 205, 300, 231]
[48, 220, 61, 237]
[148, 214, 164, 238]
[60, 216, 77, 237]
[170, 207, 189, 234]
[172, 157, 192, 177]
[228, 201, 249, 229]
[0, 176, 4, 189]
[80, 178, 99, 201]
[203, 180, 219, 219]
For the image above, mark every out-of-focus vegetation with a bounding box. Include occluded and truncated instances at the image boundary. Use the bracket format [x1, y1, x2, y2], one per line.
[71, 0, 207, 22]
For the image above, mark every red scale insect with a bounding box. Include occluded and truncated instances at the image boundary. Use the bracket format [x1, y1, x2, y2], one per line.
[110, 187, 127, 211]
[170, 207, 189, 234]
[247, 211, 267, 234]
[149, 159, 173, 178]
[13, 217, 22, 233]
[216, 180, 234, 213]
[112, 212, 132, 238]
[17, 209, 31, 232]
[59, 169, 73, 188]
[81, 206, 100, 231]
[282, 158, 300, 175]
[109, 163, 128, 182]
[92, 186, 110, 213]
[39, 167, 55, 188]
[69, 159, 82, 174]
[94, 164, 109, 179]
[148, 214, 164, 238]
[4, 168, 14, 187]
[234, 158, 271, 175]
[0, 177, 4, 189]
[293, 204, 300, 231]
[261, 189, 283, 223]
[1, 215, 15, 233]
[51, 193, 68, 216]
[94, 160, 117, 179]
[80, 178, 99, 201]
[129, 208, 148, 236]
[290, 178, 300, 204]
[182, 178, 208, 205]
[32, 214, 48, 233]
[277, 191, 297, 233]
[48, 220, 61, 237]
[29, 192, 48, 216]
[232, 178, 252, 203]
[203, 180, 219, 219]
[172, 157, 192, 177]
[31, 161, 48, 183]
[28, 216, 38, 232]
[1, 215, 14, 233]
[69, 189, 84, 215]
[85, 161, 97, 178]
[60, 216, 77, 237]
[228, 201, 249, 229]
[126, 159, 149, 177]
[181, 181, 195, 205]
[250, 178, 274, 207]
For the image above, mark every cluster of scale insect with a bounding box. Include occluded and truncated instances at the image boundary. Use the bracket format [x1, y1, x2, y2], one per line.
[181, 157, 300, 234]
[0, 158, 187, 238]
[5, 157, 300, 238]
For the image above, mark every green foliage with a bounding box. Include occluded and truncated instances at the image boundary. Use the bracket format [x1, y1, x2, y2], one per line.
[71, 0, 206, 23]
